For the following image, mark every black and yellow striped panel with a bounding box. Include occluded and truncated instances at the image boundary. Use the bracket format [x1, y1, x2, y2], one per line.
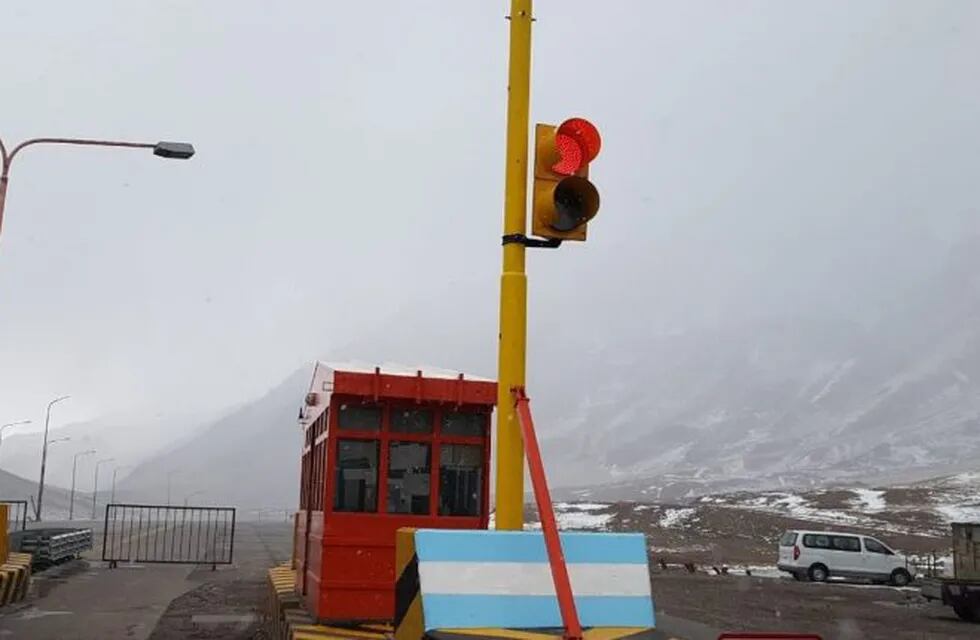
[292, 623, 391, 640]
[0, 570, 13, 606]
[268, 563, 301, 640]
[0, 552, 31, 607]
[395, 527, 423, 640]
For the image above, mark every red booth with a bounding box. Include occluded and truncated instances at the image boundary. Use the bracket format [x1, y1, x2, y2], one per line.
[294, 362, 496, 623]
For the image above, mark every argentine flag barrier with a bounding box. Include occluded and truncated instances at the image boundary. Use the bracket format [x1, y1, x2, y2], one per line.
[394, 528, 655, 639]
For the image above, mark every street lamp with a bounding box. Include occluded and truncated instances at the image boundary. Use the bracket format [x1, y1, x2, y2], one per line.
[0, 419, 30, 463]
[92, 457, 114, 520]
[110, 464, 131, 505]
[35, 394, 70, 521]
[69, 449, 96, 520]
[0, 135, 196, 248]
[184, 490, 205, 507]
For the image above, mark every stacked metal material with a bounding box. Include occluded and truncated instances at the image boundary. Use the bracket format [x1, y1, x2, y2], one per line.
[13, 528, 93, 567]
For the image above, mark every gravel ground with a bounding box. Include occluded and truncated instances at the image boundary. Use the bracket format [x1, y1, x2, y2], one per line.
[652, 569, 977, 639]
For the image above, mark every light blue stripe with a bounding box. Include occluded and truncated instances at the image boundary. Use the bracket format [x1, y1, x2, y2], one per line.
[415, 530, 647, 564]
[422, 594, 655, 630]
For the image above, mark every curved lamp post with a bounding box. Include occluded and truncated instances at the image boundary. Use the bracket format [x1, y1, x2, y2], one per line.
[0, 136, 195, 248]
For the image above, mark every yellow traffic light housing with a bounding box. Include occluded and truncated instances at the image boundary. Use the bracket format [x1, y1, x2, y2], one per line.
[532, 118, 602, 241]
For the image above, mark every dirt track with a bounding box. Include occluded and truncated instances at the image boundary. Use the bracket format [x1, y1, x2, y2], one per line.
[652, 570, 976, 640]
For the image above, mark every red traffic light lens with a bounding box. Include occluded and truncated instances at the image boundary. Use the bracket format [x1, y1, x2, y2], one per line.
[552, 132, 584, 175]
[558, 118, 601, 163]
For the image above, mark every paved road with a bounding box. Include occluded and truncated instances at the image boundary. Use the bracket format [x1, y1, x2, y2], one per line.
[0, 520, 292, 640]
[655, 613, 722, 640]
[2, 519, 717, 640]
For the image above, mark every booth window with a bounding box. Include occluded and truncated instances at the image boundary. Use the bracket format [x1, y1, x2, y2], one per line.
[387, 442, 431, 514]
[391, 408, 433, 435]
[338, 404, 381, 431]
[334, 439, 379, 512]
[439, 444, 483, 516]
[442, 411, 486, 438]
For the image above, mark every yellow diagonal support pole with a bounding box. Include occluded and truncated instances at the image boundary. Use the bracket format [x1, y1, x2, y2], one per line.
[495, 0, 533, 531]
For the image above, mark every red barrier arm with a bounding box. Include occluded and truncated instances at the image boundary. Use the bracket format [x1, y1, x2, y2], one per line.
[512, 387, 583, 640]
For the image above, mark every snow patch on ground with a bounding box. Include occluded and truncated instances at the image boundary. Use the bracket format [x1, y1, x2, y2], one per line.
[950, 471, 980, 486]
[659, 508, 696, 528]
[810, 358, 856, 404]
[852, 489, 887, 513]
[742, 565, 788, 579]
[650, 544, 712, 554]
[556, 510, 613, 530]
[936, 503, 980, 524]
[728, 491, 909, 533]
[554, 502, 609, 512]
[526, 502, 614, 531]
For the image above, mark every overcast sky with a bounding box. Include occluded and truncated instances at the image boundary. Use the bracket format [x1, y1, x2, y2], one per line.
[1, 1, 978, 433]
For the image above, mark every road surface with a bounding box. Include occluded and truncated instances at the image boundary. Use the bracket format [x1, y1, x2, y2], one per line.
[0, 519, 291, 640]
[1, 519, 718, 640]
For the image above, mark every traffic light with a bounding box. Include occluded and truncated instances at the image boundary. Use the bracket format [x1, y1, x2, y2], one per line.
[532, 118, 601, 241]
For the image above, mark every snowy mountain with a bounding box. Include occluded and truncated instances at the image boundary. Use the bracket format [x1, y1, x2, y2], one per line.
[542, 237, 980, 495]
[92, 237, 980, 508]
[115, 367, 308, 510]
[0, 410, 212, 494]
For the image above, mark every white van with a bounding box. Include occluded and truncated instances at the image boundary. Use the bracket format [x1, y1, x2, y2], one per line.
[777, 529, 912, 586]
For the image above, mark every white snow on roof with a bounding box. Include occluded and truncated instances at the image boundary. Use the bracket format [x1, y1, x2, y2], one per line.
[319, 360, 494, 382]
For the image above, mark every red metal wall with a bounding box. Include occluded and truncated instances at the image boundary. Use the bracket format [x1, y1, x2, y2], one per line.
[295, 370, 494, 623]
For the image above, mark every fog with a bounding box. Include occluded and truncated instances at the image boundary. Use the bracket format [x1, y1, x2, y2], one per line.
[1, 0, 978, 456]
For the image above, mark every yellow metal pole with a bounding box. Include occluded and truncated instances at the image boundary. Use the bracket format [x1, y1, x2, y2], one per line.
[495, 0, 533, 531]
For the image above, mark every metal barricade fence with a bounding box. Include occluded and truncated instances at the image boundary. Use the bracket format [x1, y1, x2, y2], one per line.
[1, 500, 29, 532]
[102, 504, 236, 569]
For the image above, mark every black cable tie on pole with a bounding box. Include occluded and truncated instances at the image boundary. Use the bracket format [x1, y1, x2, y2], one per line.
[502, 234, 562, 249]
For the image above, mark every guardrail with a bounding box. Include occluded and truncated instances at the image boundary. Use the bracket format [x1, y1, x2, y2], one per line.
[102, 504, 236, 570]
[1, 500, 28, 533]
[16, 528, 93, 567]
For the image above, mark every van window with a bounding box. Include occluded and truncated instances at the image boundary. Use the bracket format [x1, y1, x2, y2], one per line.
[779, 531, 798, 546]
[802, 534, 831, 549]
[864, 538, 893, 555]
[830, 535, 861, 552]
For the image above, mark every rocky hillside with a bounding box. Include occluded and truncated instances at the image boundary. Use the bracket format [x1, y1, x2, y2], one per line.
[529, 471, 979, 568]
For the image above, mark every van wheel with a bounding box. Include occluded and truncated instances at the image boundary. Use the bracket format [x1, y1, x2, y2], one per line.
[889, 569, 911, 587]
[808, 564, 829, 582]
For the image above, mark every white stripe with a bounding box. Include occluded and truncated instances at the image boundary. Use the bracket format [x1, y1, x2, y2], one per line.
[418, 561, 651, 597]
